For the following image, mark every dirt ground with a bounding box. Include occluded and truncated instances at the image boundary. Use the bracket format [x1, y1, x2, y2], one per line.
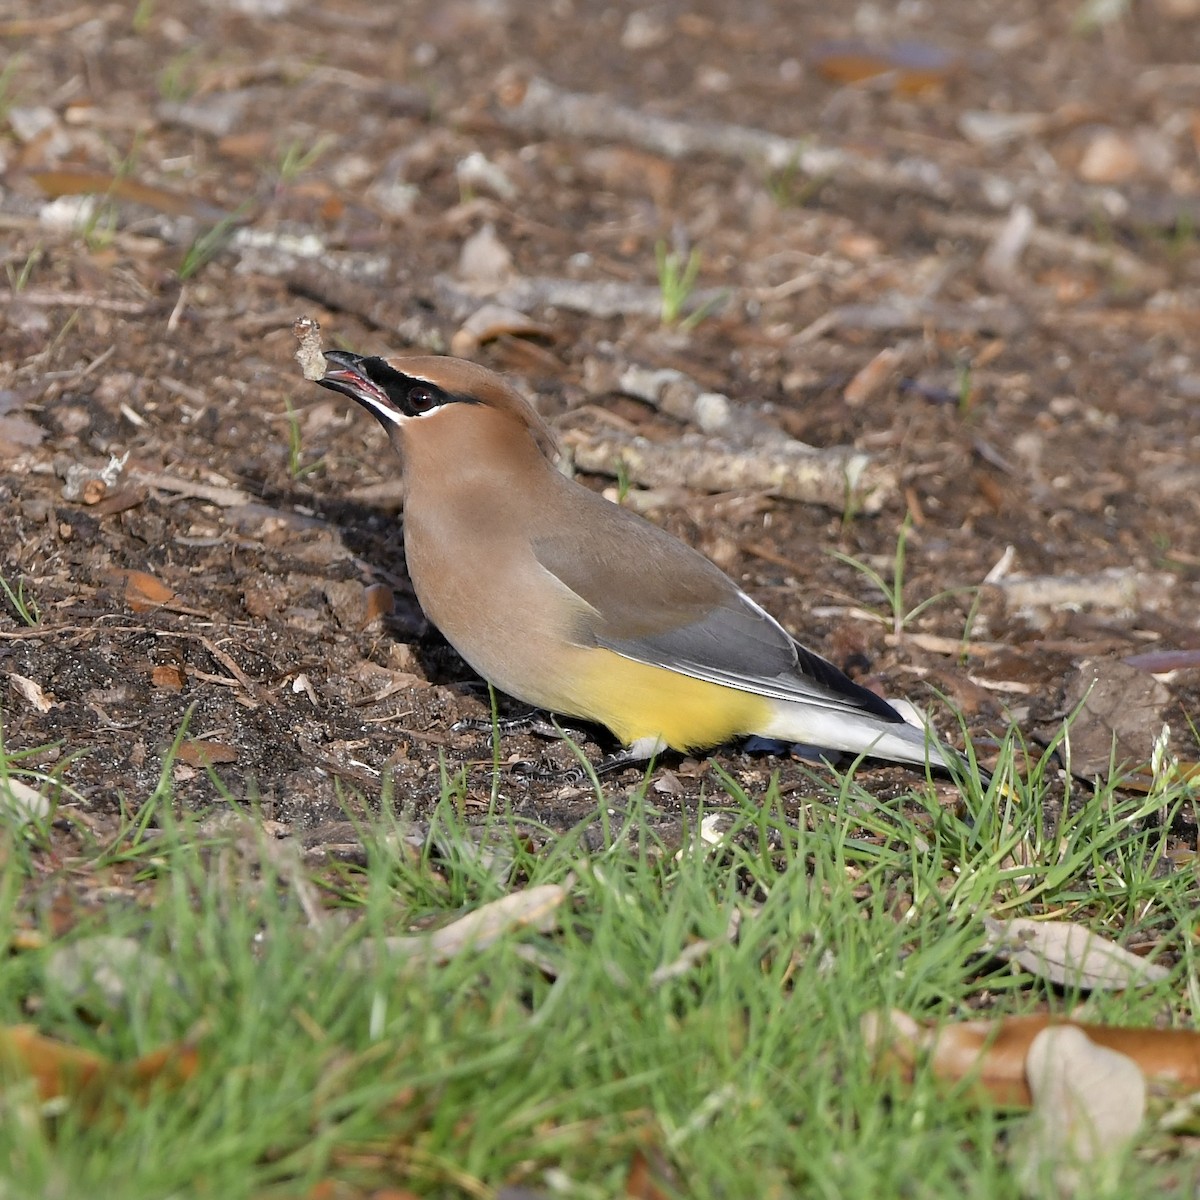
[2, 0, 1199, 844]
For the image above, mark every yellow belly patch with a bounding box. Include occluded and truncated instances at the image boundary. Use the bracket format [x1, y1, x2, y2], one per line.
[567, 648, 773, 752]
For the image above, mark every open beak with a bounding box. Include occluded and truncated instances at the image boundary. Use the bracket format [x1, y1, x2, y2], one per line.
[315, 351, 402, 430]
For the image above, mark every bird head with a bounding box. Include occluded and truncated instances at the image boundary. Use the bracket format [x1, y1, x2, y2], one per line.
[316, 353, 558, 459]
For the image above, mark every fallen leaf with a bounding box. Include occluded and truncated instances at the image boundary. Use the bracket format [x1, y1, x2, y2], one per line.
[1041, 657, 1173, 779]
[91, 486, 149, 518]
[363, 583, 394, 624]
[293, 315, 326, 382]
[0, 776, 51, 827]
[9, 673, 55, 712]
[649, 907, 742, 986]
[30, 169, 232, 223]
[1123, 648, 1200, 674]
[0, 1025, 108, 1099]
[354, 880, 571, 967]
[324, 580, 379, 630]
[810, 39, 961, 95]
[1111, 759, 1200, 794]
[1013, 1025, 1145, 1196]
[0, 1025, 198, 1114]
[450, 304, 552, 356]
[1077, 129, 1142, 185]
[983, 916, 1170, 990]
[864, 1010, 1200, 1106]
[151, 664, 187, 691]
[107, 569, 175, 612]
[457, 222, 514, 291]
[177, 740, 238, 767]
[843, 346, 905, 407]
[625, 1147, 672, 1200]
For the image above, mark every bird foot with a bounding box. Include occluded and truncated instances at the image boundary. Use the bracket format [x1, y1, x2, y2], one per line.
[451, 712, 566, 740]
[510, 747, 649, 787]
[511, 758, 588, 786]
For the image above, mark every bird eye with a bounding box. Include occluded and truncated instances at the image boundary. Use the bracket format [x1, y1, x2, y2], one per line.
[407, 385, 438, 414]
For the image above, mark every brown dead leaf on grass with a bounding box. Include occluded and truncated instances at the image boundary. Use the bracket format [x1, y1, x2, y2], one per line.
[1114, 761, 1200, 794]
[863, 1010, 1200, 1107]
[0, 1024, 199, 1115]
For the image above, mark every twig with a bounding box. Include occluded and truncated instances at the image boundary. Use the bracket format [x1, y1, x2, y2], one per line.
[436, 273, 729, 322]
[563, 425, 896, 514]
[0, 291, 158, 314]
[129, 469, 255, 508]
[987, 569, 1177, 613]
[796, 297, 1027, 344]
[583, 357, 770, 440]
[926, 210, 1165, 291]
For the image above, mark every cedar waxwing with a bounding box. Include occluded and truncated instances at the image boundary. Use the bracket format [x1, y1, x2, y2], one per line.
[316, 352, 971, 775]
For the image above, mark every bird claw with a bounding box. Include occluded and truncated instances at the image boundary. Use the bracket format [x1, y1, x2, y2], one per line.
[510, 757, 588, 786]
[451, 713, 567, 739]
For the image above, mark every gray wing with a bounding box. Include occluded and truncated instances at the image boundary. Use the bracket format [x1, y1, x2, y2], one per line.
[530, 495, 903, 724]
[600, 589, 904, 724]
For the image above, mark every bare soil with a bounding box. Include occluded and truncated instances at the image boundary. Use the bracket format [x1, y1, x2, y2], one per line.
[2, 0, 1199, 845]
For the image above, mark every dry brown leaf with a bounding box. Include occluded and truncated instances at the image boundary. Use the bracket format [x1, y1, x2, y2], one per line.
[625, 1147, 672, 1200]
[177, 740, 238, 767]
[0, 1025, 109, 1098]
[30, 169, 232, 223]
[1044, 657, 1174, 780]
[151, 664, 187, 692]
[843, 346, 906, 407]
[107, 569, 175, 612]
[864, 1010, 1200, 1106]
[983, 916, 1171, 990]
[810, 39, 961, 95]
[363, 583, 394, 624]
[89, 485, 147, 517]
[0, 1025, 198, 1113]
[1112, 760, 1200, 794]
[457, 222, 514, 291]
[1014, 1025, 1145, 1196]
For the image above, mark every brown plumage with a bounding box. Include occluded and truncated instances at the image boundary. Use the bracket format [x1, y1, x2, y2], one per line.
[316, 351, 970, 773]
